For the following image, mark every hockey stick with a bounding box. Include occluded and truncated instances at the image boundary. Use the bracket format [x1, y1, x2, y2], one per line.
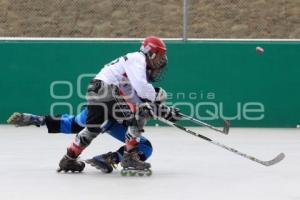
[179, 113, 230, 135]
[158, 117, 285, 166]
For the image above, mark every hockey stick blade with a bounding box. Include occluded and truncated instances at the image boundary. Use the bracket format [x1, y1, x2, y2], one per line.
[259, 152, 285, 166]
[212, 141, 285, 167]
[179, 113, 230, 135]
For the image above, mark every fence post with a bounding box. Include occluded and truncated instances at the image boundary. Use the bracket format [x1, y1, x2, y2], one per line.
[183, 0, 189, 40]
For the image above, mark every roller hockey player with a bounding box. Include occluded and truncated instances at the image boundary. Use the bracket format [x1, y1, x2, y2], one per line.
[8, 36, 180, 176]
[56, 36, 164, 175]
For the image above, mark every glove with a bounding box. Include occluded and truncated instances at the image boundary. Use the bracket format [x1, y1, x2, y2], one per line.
[157, 104, 181, 122]
[137, 102, 156, 119]
[154, 87, 167, 103]
[137, 102, 181, 122]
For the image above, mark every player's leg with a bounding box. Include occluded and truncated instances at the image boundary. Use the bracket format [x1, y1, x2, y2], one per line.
[45, 114, 85, 134]
[86, 119, 153, 174]
[48, 107, 88, 134]
[58, 79, 133, 172]
[120, 115, 152, 175]
[7, 108, 87, 134]
[106, 120, 153, 161]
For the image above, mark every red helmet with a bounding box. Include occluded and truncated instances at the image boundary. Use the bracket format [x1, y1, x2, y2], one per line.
[140, 36, 168, 82]
[140, 36, 166, 58]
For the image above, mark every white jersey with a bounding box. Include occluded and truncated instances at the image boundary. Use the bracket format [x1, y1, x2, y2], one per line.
[95, 52, 156, 102]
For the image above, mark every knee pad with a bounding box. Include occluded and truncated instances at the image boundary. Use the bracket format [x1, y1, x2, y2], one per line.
[87, 126, 102, 133]
[138, 139, 153, 161]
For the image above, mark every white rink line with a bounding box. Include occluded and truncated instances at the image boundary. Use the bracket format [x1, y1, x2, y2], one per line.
[0, 37, 300, 41]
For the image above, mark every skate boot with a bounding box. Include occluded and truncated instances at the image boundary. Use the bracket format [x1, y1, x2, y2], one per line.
[57, 155, 85, 173]
[120, 151, 152, 176]
[7, 112, 45, 127]
[85, 151, 121, 173]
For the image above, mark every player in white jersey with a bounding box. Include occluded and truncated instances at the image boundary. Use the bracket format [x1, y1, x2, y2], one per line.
[56, 36, 177, 174]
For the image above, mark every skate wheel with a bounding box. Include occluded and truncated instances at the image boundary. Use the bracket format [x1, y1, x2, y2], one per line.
[137, 172, 144, 176]
[129, 171, 136, 176]
[145, 169, 152, 176]
[121, 169, 128, 176]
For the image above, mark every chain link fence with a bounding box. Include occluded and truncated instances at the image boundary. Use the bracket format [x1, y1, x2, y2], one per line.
[188, 0, 300, 38]
[0, 0, 299, 38]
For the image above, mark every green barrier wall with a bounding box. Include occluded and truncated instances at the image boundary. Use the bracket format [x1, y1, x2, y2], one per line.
[0, 39, 299, 127]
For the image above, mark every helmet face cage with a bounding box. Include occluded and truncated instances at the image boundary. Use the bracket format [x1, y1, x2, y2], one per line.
[147, 55, 167, 82]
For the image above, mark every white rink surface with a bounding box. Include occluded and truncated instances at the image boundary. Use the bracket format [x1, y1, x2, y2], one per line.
[0, 125, 299, 200]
